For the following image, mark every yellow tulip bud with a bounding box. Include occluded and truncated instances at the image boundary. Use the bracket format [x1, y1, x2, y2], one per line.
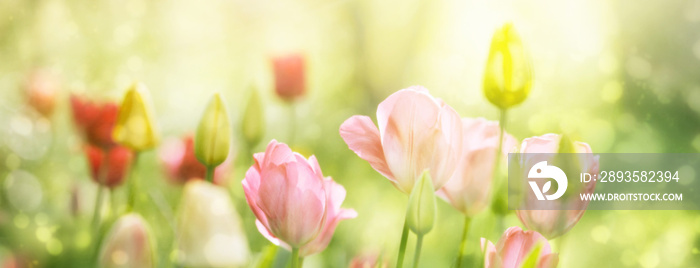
[406, 170, 436, 236]
[195, 93, 231, 167]
[241, 90, 264, 148]
[483, 23, 533, 109]
[112, 82, 160, 151]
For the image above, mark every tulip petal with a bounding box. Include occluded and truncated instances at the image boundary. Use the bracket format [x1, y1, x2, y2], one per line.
[339, 115, 393, 181]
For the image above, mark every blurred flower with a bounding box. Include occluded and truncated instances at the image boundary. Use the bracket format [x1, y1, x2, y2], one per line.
[241, 90, 264, 148]
[406, 171, 435, 236]
[70, 94, 119, 148]
[242, 140, 356, 256]
[1, 252, 30, 268]
[340, 86, 462, 194]
[481, 226, 558, 268]
[158, 135, 231, 185]
[24, 70, 59, 117]
[437, 118, 517, 216]
[175, 180, 249, 267]
[515, 134, 599, 239]
[349, 253, 389, 268]
[271, 54, 306, 101]
[85, 145, 133, 188]
[112, 82, 159, 151]
[195, 93, 231, 168]
[483, 23, 533, 109]
[99, 213, 155, 268]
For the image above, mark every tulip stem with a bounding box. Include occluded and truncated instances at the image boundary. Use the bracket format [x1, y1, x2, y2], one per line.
[412, 234, 424, 268]
[490, 109, 508, 212]
[288, 103, 296, 145]
[91, 185, 104, 231]
[205, 166, 214, 183]
[299, 257, 305, 268]
[127, 152, 140, 212]
[291, 247, 300, 268]
[455, 215, 471, 268]
[396, 218, 410, 268]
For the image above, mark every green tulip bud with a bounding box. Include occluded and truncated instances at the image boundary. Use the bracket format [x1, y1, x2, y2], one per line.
[195, 93, 231, 167]
[406, 170, 436, 236]
[241, 90, 264, 148]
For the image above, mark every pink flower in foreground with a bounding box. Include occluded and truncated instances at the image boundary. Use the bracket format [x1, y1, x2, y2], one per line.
[516, 134, 599, 239]
[481, 226, 558, 268]
[99, 213, 154, 268]
[340, 86, 462, 193]
[272, 54, 306, 101]
[242, 140, 357, 256]
[158, 135, 231, 185]
[437, 118, 517, 216]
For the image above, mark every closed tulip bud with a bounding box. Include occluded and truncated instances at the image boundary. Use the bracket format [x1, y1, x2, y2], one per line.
[175, 180, 249, 267]
[483, 23, 533, 109]
[99, 213, 155, 268]
[112, 82, 160, 151]
[271, 54, 306, 101]
[85, 145, 133, 188]
[406, 170, 436, 236]
[241, 90, 264, 148]
[24, 70, 59, 117]
[195, 93, 231, 167]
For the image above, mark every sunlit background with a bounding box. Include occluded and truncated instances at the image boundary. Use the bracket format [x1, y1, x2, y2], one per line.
[1, 0, 700, 267]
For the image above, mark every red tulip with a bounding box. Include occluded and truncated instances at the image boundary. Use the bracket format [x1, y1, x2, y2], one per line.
[24, 70, 59, 117]
[158, 135, 231, 185]
[70, 94, 120, 148]
[242, 140, 356, 256]
[482, 226, 558, 268]
[271, 54, 306, 101]
[85, 145, 133, 188]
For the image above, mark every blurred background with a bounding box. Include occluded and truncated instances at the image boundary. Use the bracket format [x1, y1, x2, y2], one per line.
[1, 0, 700, 267]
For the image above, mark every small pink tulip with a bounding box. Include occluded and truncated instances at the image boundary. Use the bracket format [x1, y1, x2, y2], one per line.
[99, 213, 155, 268]
[481, 226, 558, 268]
[24, 70, 59, 118]
[242, 140, 356, 256]
[515, 134, 599, 238]
[340, 86, 462, 193]
[348, 253, 389, 268]
[437, 118, 517, 216]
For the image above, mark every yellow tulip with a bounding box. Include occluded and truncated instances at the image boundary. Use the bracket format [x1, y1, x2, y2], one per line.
[195, 93, 231, 168]
[112, 82, 160, 151]
[483, 23, 533, 109]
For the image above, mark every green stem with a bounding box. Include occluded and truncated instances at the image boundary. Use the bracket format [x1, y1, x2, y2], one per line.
[455, 215, 471, 268]
[490, 109, 508, 211]
[91, 185, 104, 231]
[127, 152, 140, 212]
[291, 247, 299, 268]
[299, 257, 305, 268]
[205, 165, 214, 183]
[396, 218, 410, 268]
[288, 103, 296, 145]
[412, 235, 424, 268]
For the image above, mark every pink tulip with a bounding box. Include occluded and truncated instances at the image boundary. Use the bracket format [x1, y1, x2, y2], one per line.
[515, 134, 599, 238]
[437, 118, 517, 216]
[99, 213, 155, 268]
[242, 140, 357, 256]
[482, 226, 558, 268]
[340, 86, 462, 193]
